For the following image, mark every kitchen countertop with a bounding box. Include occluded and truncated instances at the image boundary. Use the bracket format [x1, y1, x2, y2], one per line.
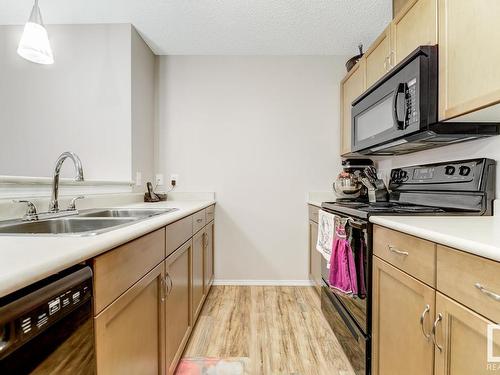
[370, 215, 500, 263]
[0, 199, 215, 298]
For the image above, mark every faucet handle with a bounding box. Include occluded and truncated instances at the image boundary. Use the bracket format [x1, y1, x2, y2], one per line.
[68, 196, 85, 211]
[13, 200, 38, 221]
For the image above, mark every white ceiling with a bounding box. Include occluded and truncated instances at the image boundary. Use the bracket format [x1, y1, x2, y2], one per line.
[0, 0, 392, 55]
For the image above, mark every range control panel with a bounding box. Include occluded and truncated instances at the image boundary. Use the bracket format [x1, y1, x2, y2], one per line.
[389, 159, 494, 192]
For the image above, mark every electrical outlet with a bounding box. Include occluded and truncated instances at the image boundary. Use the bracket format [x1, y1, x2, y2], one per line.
[135, 171, 142, 186]
[155, 173, 164, 186]
[170, 174, 179, 186]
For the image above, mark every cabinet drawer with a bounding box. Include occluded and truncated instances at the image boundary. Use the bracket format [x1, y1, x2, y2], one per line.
[373, 225, 436, 287]
[93, 228, 165, 314]
[437, 245, 500, 323]
[308, 205, 320, 223]
[205, 205, 215, 223]
[193, 210, 206, 234]
[166, 215, 193, 257]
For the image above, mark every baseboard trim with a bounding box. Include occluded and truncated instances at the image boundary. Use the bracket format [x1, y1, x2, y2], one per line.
[213, 279, 314, 286]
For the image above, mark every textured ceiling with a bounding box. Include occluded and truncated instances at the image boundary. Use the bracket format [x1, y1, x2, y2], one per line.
[0, 0, 392, 55]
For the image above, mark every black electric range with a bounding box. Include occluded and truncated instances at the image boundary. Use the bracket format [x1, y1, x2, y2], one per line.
[319, 158, 496, 375]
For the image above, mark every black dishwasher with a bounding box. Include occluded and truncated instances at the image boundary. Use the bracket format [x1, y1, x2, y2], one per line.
[0, 265, 95, 374]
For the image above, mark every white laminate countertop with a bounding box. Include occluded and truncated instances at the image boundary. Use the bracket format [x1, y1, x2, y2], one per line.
[0, 200, 215, 298]
[370, 215, 500, 262]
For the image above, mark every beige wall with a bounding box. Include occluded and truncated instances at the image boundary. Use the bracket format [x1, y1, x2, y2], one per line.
[156, 56, 346, 282]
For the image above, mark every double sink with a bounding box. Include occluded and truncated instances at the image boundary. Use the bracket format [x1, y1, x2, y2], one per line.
[0, 208, 178, 236]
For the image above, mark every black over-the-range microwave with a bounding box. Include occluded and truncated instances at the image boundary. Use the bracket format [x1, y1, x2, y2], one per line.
[350, 45, 500, 155]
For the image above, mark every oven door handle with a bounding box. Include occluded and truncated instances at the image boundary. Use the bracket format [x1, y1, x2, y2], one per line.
[392, 82, 407, 130]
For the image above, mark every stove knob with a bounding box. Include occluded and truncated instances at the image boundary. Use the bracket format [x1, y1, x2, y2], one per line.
[459, 166, 471, 176]
[445, 166, 456, 175]
[400, 170, 408, 181]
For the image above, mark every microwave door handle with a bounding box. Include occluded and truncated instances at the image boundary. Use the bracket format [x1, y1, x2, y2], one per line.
[392, 83, 407, 130]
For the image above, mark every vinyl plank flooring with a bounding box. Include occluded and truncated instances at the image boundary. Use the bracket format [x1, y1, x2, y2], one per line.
[182, 286, 355, 375]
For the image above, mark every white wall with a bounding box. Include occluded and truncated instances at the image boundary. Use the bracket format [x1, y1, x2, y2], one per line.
[0, 24, 132, 181]
[376, 137, 500, 197]
[156, 56, 346, 282]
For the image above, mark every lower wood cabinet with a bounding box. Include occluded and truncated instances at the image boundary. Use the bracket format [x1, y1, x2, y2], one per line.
[309, 220, 322, 292]
[94, 263, 164, 375]
[192, 229, 205, 322]
[164, 240, 192, 375]
[372, 256, 435, 375]
[204, 221, 215, 292]
[434, 292, 500, 375]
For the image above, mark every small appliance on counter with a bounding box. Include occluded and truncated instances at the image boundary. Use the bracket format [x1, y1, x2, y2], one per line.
[320, 158, 496, 375]
[333, 159, 388, 203]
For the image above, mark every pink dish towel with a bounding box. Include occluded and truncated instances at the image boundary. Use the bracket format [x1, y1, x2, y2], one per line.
[329, 227, 358, 296]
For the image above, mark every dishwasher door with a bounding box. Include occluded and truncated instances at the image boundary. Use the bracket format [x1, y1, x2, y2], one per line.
[0, 266, 95, 374]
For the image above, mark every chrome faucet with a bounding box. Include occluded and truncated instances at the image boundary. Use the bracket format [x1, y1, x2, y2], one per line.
[49, 152, 84, 212]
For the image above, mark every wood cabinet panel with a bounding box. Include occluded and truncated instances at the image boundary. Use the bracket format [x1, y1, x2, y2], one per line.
[309, 220, 322, 293]
[93, 228, 165, 314]
[372, 256, 435, 375]
[434, 292, 500, 375]
[204, 221, 215, 293]
[308, 204, 319, 224]
[205, 205, 215, 224]
[340, 59, 365, 155]
[391, 0, 438, 65]
[166, 215, 193, 257]
[165, 241, 192, 375]
[438, 0, 500, 120]
[437, 245, 500, 323]
[191, 229, 205, 323]
[365, 26, 391, 88]
[193, 210, 206, 234]
[373, 225, 436, 287]
[95, 263, 164, 375]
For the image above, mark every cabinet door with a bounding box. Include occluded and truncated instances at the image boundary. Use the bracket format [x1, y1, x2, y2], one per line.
[391, 0, 437, 66]
[192, 229, 205, 322]
[372, 257, 435, 375]
[95, 263, 164, 375]
[309, 220, 321, 293]
[340, 59, 365, 155]
[365, 26, 391, 88]
[434, 292, 500, 375]
[438, 0, 500, 120]
[204, 221, 215, 293]
[165, 241, 192, 375]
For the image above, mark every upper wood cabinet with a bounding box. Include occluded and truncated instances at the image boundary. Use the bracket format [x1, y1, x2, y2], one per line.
[340, 59, 366, 155]
[94, 264, 164, 375]
[434, 292, 500, 375]
[164, 241, 192, 375]
[391, 0, 438, 66]
[438, 0, 500, 121]
[365, 26, 392, 88]
[372, 256, 435, 375]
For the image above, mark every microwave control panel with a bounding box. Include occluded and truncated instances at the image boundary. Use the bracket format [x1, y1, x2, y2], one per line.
[405, 78, 418, 126]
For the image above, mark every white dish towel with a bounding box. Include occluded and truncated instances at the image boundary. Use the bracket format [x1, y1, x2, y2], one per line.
[316, 209, 336, 263]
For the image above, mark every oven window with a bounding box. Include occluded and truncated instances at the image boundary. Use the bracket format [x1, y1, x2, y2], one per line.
[355, 93, 394, 142]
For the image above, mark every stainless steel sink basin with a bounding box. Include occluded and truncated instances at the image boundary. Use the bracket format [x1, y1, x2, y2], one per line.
[0, 218, 136, 236]
[78, 208, 178, 218]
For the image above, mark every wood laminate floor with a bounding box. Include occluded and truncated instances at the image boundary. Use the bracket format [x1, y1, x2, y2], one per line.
[181, 286, 355, 375]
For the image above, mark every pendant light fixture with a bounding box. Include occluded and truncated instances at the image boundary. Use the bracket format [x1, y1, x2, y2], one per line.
[17, 0, 54, 65]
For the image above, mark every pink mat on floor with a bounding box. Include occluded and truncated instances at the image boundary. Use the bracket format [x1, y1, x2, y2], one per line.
[176, 357, 247, 375]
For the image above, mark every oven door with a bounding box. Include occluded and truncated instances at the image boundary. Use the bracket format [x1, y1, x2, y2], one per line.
[351, 46, 437, 153]
[321, 223, 369, 333]
[321, 282, 368, 375]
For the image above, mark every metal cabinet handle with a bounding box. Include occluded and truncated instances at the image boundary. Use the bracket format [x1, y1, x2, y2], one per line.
[384, 56, 389, 71]
[475, 283, 500, 301]
[420, 304, 431, 340]
[387, 245, 409, 256]
[165, 273, 173, 296]
[432, 313, 443, 351]
[196, 218, 203, 223]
